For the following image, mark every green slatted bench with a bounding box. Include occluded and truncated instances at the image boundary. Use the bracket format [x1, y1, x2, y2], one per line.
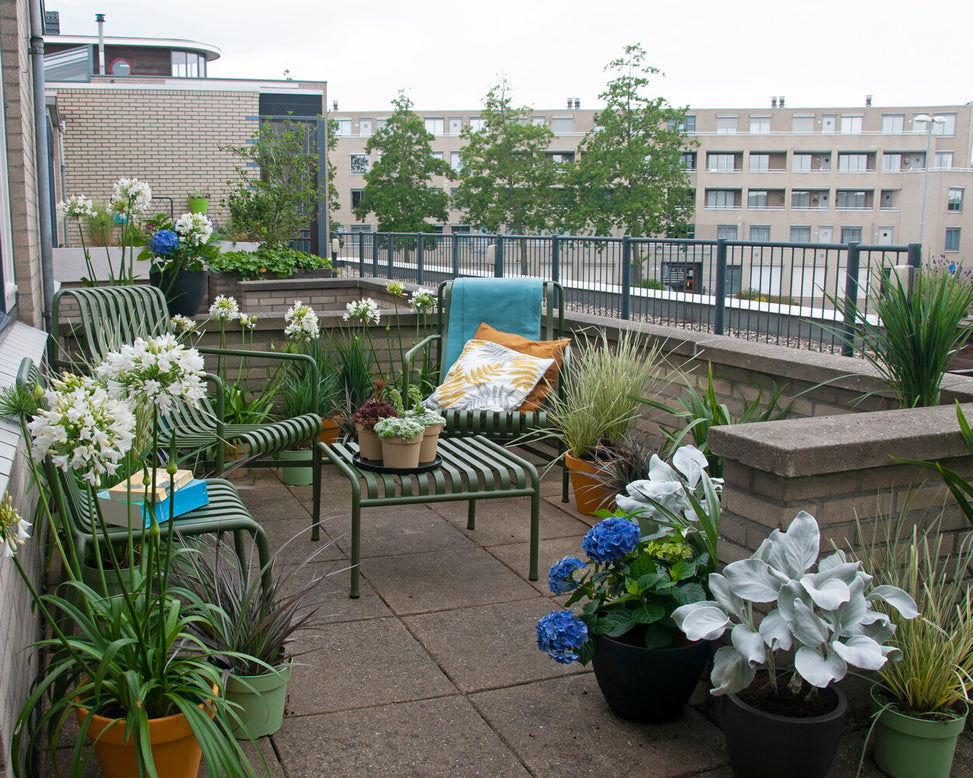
[321, 435, 540, 598]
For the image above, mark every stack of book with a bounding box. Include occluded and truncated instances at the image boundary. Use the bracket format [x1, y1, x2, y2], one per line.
[96, 469, 209, 528]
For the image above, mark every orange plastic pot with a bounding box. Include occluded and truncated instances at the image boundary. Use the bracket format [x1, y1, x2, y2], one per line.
[76, 685, 216, 778]
[565, 453, 616, 515]
[318, 417, 341, 447]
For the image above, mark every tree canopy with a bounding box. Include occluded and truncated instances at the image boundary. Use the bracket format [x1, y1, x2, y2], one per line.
[353, 92, 452, 232]
[567, 44, 695, 238]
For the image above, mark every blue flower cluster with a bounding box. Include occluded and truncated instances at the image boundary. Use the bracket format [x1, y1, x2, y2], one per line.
[536, 610, 588, 664]
[150, 229, 179, 256]
[548, 555, 586, 594]
[581, 516, 641, 563]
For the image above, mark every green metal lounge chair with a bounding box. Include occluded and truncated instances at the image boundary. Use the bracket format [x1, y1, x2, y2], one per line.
[49, 285, 326, 538]
[404, 278, 570, 500]
[17, 357, 272, 579]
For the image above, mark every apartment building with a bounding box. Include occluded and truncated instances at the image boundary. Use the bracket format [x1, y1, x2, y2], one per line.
[331, 101, 973, 259]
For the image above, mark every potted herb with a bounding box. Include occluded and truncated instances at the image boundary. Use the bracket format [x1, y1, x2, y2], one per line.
[545, 328, 664, 514]
[856, 522, 973, 778]
[373, 415, 425, 469]
[673, 511, 918, 778]
[536, 445, 719, 723]
[388, 385, 445, 463]
[171, 535, 327, 738]
[351, 384, 398, 462]
[188, 189, 210, 214]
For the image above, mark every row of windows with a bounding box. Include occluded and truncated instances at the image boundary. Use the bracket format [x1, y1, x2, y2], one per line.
[705, 187, 964, 212]
[688, 150, 956, 173]
[717, 224, 961, 250]
[679, 112, 958, 136]
[348, 150, 574, 175]
[335, 115, 576, 137]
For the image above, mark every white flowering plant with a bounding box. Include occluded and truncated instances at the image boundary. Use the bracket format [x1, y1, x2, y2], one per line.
[139, 210, 220, 274]
[285, 300, 320, 343]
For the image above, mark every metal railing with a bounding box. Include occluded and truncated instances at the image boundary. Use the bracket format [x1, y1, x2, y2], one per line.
[333, 231, 920, 355]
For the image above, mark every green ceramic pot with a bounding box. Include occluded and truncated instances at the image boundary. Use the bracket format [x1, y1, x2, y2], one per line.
[225, 662, 292, 738]
[279, 448, 313, 486]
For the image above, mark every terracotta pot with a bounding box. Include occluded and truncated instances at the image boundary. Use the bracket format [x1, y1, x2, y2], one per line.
[355, 423, 383, 461]
[380, 433, 423, 469]
[564, 452, 616, 515]
[419, 424, 443, 463]
[318, 417, 341, 447]
[76, 684, 217, 778]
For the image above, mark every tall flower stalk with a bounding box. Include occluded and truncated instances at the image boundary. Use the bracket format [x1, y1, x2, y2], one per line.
[107, 177, 153, 284]
[56, 195, 98, 286]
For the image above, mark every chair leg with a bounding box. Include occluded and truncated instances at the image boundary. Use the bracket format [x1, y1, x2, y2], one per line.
[561, 462, 570, 503]
[311, 446, 322, 541]
[349, 498, 361, 599]
[467, 500, 476, 530]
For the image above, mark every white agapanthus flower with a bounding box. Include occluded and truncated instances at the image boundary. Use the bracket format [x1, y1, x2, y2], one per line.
[409, 288, 437, 313]
[95, 334, 206, 415]
[209, 295, 240, 322]
[27, 375, 137, 487]
[56, 194, 96, 220]
[0, 492, 31, 559]
[343, 297, 381, 325]
[174, 212, 214, 246]
[284, 300, 319, 341]
[108, 177, 152, 217]
[239, 313, 258, 330]
[170, 314, 197, 335]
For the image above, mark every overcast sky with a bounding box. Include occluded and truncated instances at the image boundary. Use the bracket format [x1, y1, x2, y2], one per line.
[50, 0, 972, 112]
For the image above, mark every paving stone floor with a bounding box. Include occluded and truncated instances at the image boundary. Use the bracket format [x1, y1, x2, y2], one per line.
[42, 459, 973, 777]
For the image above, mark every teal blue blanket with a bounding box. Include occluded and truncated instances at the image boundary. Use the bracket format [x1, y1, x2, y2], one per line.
[442, 277, 543, 370]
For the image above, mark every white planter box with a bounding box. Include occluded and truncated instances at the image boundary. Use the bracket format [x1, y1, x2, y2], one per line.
[52, 247, 150, 284]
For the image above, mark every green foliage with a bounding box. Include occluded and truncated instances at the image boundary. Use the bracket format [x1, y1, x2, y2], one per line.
[737, 288, 797, 305]
[547, 328, 664, 459]
[639, 278, 665, 289]
[354, 92, 453, 232]
[209, 245, 331, 280]
[223, 118, 320, 247]
[639, 362, 793, 477]
[331, 335, 376, 434]
[82, 202, 116, 246]
[454, 78, 563, 235]
[846, 265, 973, 407]
[279, 336, 342, 419]
[566, 43, 695, 238]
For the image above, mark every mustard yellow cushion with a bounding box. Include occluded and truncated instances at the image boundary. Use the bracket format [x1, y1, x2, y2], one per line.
[426, 339, 554, 412]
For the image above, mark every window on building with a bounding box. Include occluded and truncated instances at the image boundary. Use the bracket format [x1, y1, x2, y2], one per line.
[448, 117, 463, 135]
[883, 153, 902, 172]
[336, 119, 352, 136]
[916, 113, 958, 136]
[666, 114, 697, 133]
[791, 191, 811, 209]
[836, 190, 868, 209]
[706, 190, 737, 208]
[548, 152, 575, 164]
[467, 116, 484, 133]
[838, 153, 868, 172]
[792, 154, 811, 173]
[350, 154, 369, 175]
[680, 152, 697, 170]
[171, 50, 205, 78]
[716, 116, 738, 135]
[750, 225, 771, 241]
[551, 116, 574, 133]
[450, 151, 463, 172]
[790, 226, 812, 242]
[840, 115, 863, 134]
[822, 114, 837, 134]
[707, 153, 736, 172]
[749, 153, 770, 172]
[530, 115, 546, 126]
[881, 114, 904, 133]
[684, 114, 696, 133]
[841, 226, 863, 243]
[749, 116, 771, 134]
[359, 118, 373, 136]
[945, 227, 961, 251]
[948, 188, 964, 212]
[424, 117, 445, 136]
[792, 115, 814, 133]
[431, 151, 444, 161]
[748, 190, 769, 208]
[350, 189, 364, 210]
[717, 225, 738, 240]
[350, 224, 372, 246]
[935, 151, 954, 169]
[375, 118, 387, 131]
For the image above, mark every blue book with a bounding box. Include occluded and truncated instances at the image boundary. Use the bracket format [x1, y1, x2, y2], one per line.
[96, 479, 209, 529]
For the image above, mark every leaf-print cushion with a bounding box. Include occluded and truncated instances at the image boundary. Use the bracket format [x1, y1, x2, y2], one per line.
[425, 339, 555, 412]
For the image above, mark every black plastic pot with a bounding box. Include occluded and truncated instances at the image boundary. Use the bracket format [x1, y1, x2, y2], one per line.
[150, 267, 208, 317]
[722, 685, 847, 778]
[591, 634, 711, 723]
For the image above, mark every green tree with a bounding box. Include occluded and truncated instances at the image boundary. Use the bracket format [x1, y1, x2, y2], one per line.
[567, 44, 695, 240]
[353, 92, 452, 232]
[223, 118, 321, 247]
[454, 79, 564, 236]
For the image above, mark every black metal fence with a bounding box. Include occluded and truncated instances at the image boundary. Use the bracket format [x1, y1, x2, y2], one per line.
[333, 231, 920, 355]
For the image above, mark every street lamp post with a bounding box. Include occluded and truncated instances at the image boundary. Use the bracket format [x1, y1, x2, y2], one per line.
[916, 113, 947, 249]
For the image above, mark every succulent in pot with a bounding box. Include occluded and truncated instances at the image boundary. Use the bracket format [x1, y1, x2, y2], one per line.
[373, 415, 425, 441]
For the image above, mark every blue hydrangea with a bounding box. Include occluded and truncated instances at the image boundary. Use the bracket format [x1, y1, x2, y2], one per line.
[536, 610, 588, 664]
[150, 229, 179, 256]
[582, 516, 641, 563]
[548, 556, 586, 594]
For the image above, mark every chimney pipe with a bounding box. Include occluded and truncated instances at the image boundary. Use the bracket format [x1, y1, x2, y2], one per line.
[574, 98, 581, 109]
[332, 100, 338, 111]
[567, 98, 572, 109]
[771, 96, 777, 108]
[779, 96, 785, 108]
[866, 95, 872, 107]
[95, 13, 106, 75]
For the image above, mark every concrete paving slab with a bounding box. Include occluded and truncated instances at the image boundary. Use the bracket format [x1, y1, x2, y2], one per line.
[280, 556, 395, 623]
[361, 545, 541, 615]
[429, 493, 593, 545]
[326, 501, 476, 559]
[471, 673, 729, 778]
[487, 535, 594, 596]
[404, 597, 586, 693]
[285, 616, 456, 715]
[272, 696, 531, 778]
